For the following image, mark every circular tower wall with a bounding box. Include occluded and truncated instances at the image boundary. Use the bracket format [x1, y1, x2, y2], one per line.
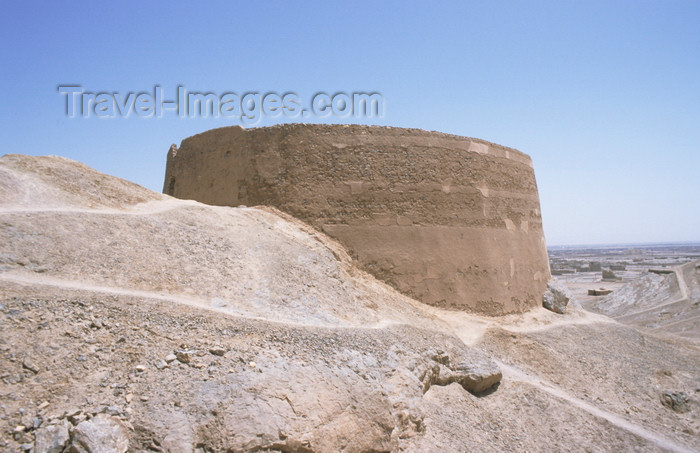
[164, 124, 551, 315]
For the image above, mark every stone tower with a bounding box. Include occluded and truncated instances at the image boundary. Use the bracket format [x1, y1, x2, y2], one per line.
[164, 124, 551, 315]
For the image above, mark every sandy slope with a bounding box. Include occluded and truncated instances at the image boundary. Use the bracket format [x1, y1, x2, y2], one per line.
[1, 155, 698, 452]
[585, 261, 700, 339]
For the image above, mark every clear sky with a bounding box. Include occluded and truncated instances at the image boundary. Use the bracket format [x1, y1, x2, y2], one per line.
[1, 1, 698, 246]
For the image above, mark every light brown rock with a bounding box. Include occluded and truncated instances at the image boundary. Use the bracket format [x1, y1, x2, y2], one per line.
[421, 349, 502, 394]
[34, 420, 70, 453]
[543, 280, 575, 314]
[71, 414, 129, 453]
[2, 154, 699, 453]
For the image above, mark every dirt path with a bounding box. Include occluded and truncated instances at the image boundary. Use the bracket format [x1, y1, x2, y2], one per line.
[0, 198, 199, 216]
[676, 265, 690, 301]
[653, 314, 700, 330]
[0, 272, 400, 330]
[429, 305, 617, 346]
[496, 360, 695, 453]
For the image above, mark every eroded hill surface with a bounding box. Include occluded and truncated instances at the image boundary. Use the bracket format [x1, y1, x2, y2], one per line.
[586, 261, 700, 339]
[1, 155, 698, 452]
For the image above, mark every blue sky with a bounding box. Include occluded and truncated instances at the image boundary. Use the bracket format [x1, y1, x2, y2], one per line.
[1, 1, 698, 245]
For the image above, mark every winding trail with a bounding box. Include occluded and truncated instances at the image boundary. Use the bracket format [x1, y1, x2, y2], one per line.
[496, 360, 695, 453]
[3, 262, 696, 452]
[0, 199, 203, 216]
[429, 304, 616, 346]
[0, 272, 398, 330]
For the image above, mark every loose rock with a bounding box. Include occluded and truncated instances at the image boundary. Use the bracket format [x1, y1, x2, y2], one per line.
[209, 347, 226, 356]
[543, 280, 575, 314]
[176, 350, 192, 364]
[34, 420, 70, 453]
[660, 391, 691, 413]
[71, 414, 129, 453]
[22, 359, 39, 374]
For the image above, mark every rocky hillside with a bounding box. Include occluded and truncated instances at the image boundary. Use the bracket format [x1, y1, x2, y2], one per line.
[1, 155, 698, 452]
[586, 261, 700, 339]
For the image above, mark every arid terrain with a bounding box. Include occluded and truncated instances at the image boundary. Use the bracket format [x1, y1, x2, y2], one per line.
[550, 245, 700, 339]
[1, 154, 698, 452]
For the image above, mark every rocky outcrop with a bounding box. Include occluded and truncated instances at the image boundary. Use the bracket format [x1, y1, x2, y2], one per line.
[0, 154, 501, 452]
[421, 350, 502, 394]
[163, 124, 551, 315]
[3, 155, 698, 452]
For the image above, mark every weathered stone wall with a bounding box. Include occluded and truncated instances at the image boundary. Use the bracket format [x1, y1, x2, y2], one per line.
[163, 124, 551, 315]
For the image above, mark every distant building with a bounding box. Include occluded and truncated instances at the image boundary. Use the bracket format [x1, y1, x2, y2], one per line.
[588, 288, 613, 296]
[602, 269, 618, 281]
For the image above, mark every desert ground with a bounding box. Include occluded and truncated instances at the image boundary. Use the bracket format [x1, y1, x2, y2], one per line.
[1, 154, 698, 452]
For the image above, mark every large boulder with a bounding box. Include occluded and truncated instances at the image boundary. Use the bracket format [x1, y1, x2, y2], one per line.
[421, 349, 502, 394]
[543, 280, 575, 314]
